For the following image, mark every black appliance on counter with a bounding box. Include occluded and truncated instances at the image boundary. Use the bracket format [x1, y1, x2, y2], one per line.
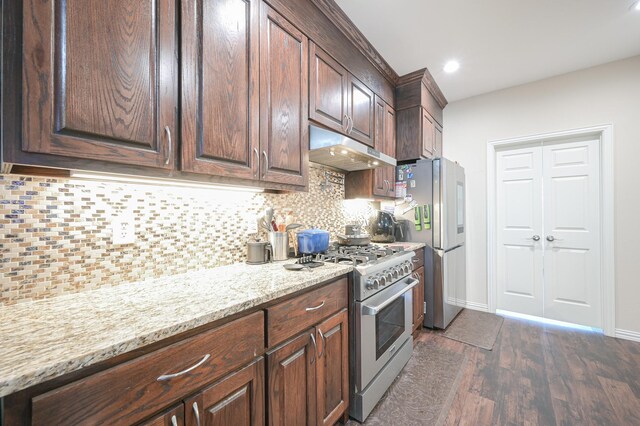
[369, 211, 401, 243]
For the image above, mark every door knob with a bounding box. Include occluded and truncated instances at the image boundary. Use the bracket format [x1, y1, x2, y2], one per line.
[546, 235, 555, 242]
[531, 235, 540, 241]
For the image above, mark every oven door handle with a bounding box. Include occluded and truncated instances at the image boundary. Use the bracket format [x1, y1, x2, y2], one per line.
[361, 278, 419, 316]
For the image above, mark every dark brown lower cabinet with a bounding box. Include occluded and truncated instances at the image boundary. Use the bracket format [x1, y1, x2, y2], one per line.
[3, 278, 349, 426]
[316, 310, 349, 426]
[267, 309, 349, 426]
[412, 266, 425, 336]
[267, 331, 317, 426]
[140, 405, 185, 426]
[185, 358, 265, 426]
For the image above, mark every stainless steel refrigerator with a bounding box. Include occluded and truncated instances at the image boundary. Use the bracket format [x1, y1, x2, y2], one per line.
[396, 158, 466, 329]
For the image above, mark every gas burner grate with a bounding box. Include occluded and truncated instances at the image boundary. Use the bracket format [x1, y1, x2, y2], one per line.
[316, 243, 404, 266]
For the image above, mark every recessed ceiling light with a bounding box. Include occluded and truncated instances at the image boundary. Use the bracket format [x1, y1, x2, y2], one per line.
[444, 60, 460, 73]
[635, 0, 640, 11]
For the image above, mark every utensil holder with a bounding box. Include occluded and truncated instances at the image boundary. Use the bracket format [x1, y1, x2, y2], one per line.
[268, 232, 289, 261]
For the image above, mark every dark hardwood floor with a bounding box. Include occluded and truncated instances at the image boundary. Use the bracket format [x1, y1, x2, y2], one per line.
[415, 316, 640, 426]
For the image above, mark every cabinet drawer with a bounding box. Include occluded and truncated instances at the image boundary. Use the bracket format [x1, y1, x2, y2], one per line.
[32, 312, 264, 426]
[412, 248, 424, 271]
[266, 278, 347, 347]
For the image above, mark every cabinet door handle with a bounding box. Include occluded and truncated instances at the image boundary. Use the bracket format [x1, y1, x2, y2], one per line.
[262, 151, 268, 177]
[157, 354, 210, 381]
[253, 147, 260, 177]
[164, 126, 172, 166]
[171, 415, 178, 426]
[343, 114, 349, 132]
[347, 116, 354, 134]
[310, 332, 317, 364]
[318, 329, 326, 358]
[192, 402, 201, 426]
[305, 300, 325, 311]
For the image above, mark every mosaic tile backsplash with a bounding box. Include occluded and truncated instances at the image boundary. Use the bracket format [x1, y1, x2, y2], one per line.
[0, 166, 375, 305]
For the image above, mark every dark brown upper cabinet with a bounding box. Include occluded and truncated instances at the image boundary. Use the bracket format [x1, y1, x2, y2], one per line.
[372, 96, 388, 197]
[434, 123, 443, 158]
[397, 106, 439, 162]
[345, 97, 396, 200]
[346, 75, 375, 147]
[260, 3, 309, 187]
[396, 69, 446, 162]
[422, 108, 435, 158]
[22, 0, 178, 169]
[309, 43, 375, 147]
[309, 42, 350, 134]
[181, 0, 260, 180]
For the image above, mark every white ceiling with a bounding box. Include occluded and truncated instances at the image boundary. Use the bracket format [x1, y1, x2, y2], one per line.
[335, 0, 640, 102]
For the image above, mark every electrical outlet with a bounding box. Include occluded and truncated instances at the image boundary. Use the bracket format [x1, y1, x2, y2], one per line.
[112, 214, 136, 245]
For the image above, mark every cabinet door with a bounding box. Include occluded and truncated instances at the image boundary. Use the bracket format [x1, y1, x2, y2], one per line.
[260, 3, 309, 186]
[422, 109, 435, 158]
[347, 75, 375, 147]
[434, 123, 443, 158]
[185, 358, 265, 426]
[315, 310, 349, 426]
[267, 331, 317, 426]
[181, 0, 260, 179]
[23, 0, 178, 169]
[413, 266, 425, 332]
[372, 96, 387, 197]
[141, 405, 185, 426]
[309, 43, 349, 134]
[384, 104, 397, 197]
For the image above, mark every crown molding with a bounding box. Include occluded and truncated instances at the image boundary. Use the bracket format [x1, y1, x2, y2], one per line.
[397, 68, 448, 109]
[309, 0, 400, 85]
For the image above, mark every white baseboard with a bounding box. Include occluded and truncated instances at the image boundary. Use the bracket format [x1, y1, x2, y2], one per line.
[457, 300, 489, 312]
[615, 328, 640, 343]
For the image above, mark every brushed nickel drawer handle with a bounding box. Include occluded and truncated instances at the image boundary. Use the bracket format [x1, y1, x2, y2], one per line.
[310, 332, 317, 364]
[171, 415, 178, 426]
[254, 147, 260, 177]
[192, 402, 201, 426]
[164, 126, 172, 166]
[305, 300, 325, 312]
[318, 329, 326, 358]
[157, 354, 210, 381]
[262, 151, 268, 177]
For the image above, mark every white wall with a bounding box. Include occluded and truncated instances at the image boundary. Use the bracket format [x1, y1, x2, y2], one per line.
[443, 55, 640, 334]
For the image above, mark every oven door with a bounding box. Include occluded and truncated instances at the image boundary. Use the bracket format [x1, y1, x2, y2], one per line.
[355, 275, 418, 391]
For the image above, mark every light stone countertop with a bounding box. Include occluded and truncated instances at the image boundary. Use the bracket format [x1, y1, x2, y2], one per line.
[378, 241, 426, 252]
[0, 260, 353, 398]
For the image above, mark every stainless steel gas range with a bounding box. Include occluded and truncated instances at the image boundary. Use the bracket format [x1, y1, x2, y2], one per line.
[317, 244, 418, 422]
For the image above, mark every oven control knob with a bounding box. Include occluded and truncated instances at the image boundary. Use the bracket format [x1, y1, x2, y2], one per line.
[386, 271, 394, 282]
[366, 278, 380, 290]
[379, 275, 387, 286]
[403, 263, 411, 274]
[395, 266, 403, 276]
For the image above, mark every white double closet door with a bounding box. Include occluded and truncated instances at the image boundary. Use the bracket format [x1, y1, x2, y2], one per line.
[496, 138, 601, 328]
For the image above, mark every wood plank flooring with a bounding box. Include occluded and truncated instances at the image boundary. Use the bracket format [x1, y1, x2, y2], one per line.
[416, 316, 640, 426]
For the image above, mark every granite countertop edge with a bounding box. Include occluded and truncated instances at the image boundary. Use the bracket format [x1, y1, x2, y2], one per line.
[0, 262, 353, 398]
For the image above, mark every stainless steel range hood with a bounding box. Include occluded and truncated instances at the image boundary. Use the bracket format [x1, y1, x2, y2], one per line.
[309, 125, 396, 172]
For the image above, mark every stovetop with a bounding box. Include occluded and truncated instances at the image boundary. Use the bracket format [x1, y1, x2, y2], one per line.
[315, 243, 404, 267]
[312, 243, 417, 301]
